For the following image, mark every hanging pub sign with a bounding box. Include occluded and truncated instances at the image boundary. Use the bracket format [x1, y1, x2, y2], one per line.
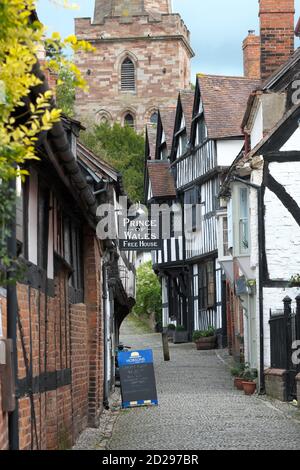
[119, 214, 162, 252]
[118, 349, 158, 409]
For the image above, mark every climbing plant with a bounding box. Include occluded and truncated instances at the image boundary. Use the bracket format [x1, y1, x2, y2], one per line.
[0, 0, 94, 285]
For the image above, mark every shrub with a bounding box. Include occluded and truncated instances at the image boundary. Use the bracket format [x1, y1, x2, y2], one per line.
[175, 325, 186, 332]
[192, 326, 216, 341]
[167, 324, 176, 331]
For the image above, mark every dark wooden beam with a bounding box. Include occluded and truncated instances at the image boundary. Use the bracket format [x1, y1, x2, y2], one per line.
[265, 170, 300, 227]
[264, 151, 300, 162]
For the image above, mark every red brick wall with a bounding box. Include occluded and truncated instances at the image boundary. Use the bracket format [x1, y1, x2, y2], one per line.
[84, 227, 104, 427]
[243, 33, 261, 79]
[259, 0, 295, 80]
[0, 232, 104, 450]
[70, 304, 89, 439]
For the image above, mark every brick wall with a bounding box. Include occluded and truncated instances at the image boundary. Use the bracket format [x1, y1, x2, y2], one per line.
[243, 32, 261, 79]
[84, 227, 104, 427]
[0, 232, 104, 450]
[259, 0, 295, 81]
[0, 295, 8, 450]
[74, 12, 193, 132]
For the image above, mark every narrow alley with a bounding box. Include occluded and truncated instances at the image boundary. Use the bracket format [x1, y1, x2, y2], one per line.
[106, 319, 300, 451]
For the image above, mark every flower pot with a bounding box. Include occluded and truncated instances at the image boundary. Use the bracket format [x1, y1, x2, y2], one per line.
[234, 377, 244, 391]
[242, 381, 256, 396]
[173, 331, 189, 344]
[195, 336, 217, 351]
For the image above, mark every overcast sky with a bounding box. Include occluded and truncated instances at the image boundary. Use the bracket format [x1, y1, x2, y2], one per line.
[37, 0, 300, 80]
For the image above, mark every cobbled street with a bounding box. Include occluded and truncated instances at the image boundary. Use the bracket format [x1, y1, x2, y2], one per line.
[106, 319, 300, 451]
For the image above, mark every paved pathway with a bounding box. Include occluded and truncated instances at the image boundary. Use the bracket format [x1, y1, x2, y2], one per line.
[109, 318, 300, 451]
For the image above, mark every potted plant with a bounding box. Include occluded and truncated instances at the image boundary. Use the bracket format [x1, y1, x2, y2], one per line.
[192, 327, 216, 350]
[230, 363, 245, 390]
[167, 323, 176, 342]
[289, 274, 300, 288]
[173, 325, 189, 344]
[241, 367, 257, 395]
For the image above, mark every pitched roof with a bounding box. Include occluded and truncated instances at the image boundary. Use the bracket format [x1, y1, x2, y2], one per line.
[179, 90, 194, 137]
[158, 105, 177, 150]
[197, 74, 260, 139]
[147, 161, 176, 198]
[146, 125, 158, 160]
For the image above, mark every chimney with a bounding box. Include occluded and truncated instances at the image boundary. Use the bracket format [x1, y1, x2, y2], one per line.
[243, 30, 261, 79]
[259, 0, 295, 81]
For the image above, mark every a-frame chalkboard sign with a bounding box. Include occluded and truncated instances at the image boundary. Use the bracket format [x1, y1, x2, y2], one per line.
[118, 349, 158, 409]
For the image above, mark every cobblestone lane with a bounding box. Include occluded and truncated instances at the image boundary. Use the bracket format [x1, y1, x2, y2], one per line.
[108, 319, 300, 451]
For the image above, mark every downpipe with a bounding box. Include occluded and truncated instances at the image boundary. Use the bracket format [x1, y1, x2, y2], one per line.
[102, 259, 110, 411]
[7, 178, 19, 450]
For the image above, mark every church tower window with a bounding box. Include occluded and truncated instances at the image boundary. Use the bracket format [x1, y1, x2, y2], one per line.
[121, 58, 136, 92]
[124, 113, 135, 128]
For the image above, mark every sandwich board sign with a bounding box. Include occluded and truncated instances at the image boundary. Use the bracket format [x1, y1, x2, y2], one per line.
[118, 349, 158, 409]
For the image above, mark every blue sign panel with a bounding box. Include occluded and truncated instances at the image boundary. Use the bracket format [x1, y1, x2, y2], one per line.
[118, 349, 158, 409]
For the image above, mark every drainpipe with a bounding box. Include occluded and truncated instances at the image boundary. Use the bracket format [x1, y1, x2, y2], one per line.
[232, 177, 265, 394]
[102, 258, 110, 410]
[7, 178, 19, 450]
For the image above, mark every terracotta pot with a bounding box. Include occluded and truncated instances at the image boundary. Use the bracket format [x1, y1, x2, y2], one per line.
[195, 336, 217, 351]
[242, 381, 256, 396]
[234, 377, 244, 390]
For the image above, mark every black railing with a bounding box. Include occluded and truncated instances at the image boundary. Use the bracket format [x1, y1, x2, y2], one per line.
[269, 295, 300, 400]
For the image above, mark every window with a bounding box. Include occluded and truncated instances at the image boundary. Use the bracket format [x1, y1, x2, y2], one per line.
[124, 113, 134, 128]
[177, 132, 188, 158]
[222, 216, 230, 257]
[198, 261, 215, 310]
[38, 183, 50, 271]
[150, 112, 158, 125]
[184, 187, 201, 232]
[239, 188, 249, 254]
[121, 57, 135, 92]
[195, 116, 207, 146]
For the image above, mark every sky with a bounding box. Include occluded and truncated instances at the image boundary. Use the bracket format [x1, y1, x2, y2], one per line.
[37, 0, 300, 80]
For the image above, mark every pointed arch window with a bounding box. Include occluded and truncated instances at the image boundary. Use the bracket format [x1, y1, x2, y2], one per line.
[124, 113, 135, 128]
[121, 57, 136, 92]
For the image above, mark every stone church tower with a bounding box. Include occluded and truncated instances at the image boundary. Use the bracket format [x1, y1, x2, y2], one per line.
[74, 0, 194, 132]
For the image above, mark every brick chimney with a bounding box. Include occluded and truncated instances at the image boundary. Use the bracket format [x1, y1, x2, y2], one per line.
[259, 0, 295, 81]
[243, 30, 261, 79]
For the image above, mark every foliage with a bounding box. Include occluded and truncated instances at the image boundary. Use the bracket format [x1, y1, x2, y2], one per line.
[80, 122, 145, 202]
[167, 324, 176, 331]
[175, 325, 186, 332]
[133, 261, 162, 323]
[56, 66, 76, 117]
[241, 364, 258, 382]
[289, 274, 300, 287]
[192, 326, 216, 341]
[230, 362, 245, 378]
[0, 0, 94, 285]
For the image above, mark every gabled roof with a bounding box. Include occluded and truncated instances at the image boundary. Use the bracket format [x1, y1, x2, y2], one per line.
[197, 74, 260, 139]
[179, 90, 194, 138]
[145, 125, 157, 160]
[147, 161, 176, 199]
[158, 105, 177, 151]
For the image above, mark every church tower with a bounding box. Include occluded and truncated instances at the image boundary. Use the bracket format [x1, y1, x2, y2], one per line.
[74, 0, 194, 132]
